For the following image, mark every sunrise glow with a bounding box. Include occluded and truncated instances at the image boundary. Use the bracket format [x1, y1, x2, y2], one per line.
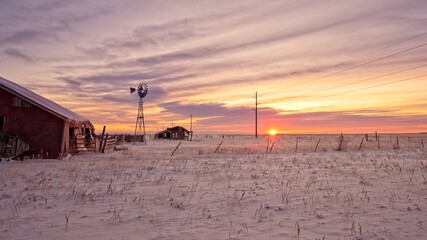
[268, 129, 278, 136]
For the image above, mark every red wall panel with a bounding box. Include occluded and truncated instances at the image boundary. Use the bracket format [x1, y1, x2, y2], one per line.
[0, 88, 64, 158]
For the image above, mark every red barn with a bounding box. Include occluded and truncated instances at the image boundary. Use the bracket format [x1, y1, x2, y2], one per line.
[0, 76, 94, 158]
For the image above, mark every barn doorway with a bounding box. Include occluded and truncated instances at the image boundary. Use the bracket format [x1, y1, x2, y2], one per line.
[69, 128, 76, 153]
[0, 116, 4, 132]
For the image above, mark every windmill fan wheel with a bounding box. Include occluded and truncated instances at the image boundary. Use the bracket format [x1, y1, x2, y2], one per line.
[137, 82, 148, 98]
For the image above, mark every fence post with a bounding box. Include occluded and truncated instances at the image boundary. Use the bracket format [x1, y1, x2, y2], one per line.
[314, 138, 321, 152]
[170, 141, 182, 157]
[338, 133, 344, 151]
[99, 126, 106, 152]
[422, 138, 424, 149]
[215, 141, 223, 153]
[295, 137, 299, 153]
[269, 142, 275, 153]
[377, 134, 380, 150]
[266, 137, 270, 153]
[358, 137, 364, 150]
[396, 136, 399, 150]
[101, 134, 108, 153]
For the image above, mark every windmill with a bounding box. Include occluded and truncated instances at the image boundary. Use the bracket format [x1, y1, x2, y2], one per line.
[130, 82, 148, 144]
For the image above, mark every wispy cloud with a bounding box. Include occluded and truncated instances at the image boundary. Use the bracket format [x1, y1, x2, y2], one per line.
[0, 0, 110, 47]
[3, 48, 33, 62]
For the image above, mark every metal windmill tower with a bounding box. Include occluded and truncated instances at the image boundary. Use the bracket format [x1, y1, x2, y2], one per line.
[130, 82, 148, 144]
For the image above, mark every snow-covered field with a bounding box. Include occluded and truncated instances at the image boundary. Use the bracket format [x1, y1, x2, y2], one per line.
[1, 134, 426, 240]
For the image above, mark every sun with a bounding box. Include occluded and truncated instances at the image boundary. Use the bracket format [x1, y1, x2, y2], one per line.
[268, 129, 277, 136]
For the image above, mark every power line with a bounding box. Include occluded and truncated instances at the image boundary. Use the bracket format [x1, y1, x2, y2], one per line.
[204, 107, 249, 118]
[263, 63, 427, 105]
[283, 42, 427, 90]
[285, 73, 427, 105]
[354, 31, 427, 59]
[317, 63, 427, 93]
[258, 32, 427, 92]
[157, 33, 427, 129]
[182, 94, 265, 131]
[165, 108, 250, 129]
[322, 73, 426, 98]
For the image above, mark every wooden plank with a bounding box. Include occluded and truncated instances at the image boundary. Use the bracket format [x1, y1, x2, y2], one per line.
[99, 126, 106, 152]
[75, 132, 96, 153]
[101, 134, 109, 153]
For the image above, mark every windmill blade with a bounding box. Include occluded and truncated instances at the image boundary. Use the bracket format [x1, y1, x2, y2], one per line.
[137, 82, 148, 98]
[130, 87, 136, 94]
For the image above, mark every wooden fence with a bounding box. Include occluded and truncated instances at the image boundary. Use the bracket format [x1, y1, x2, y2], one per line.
[75, 134, 117, 154]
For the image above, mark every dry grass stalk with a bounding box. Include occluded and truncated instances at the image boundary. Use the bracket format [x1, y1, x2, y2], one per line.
[65, 211, 70, 228]
[295, 221, 300, 238]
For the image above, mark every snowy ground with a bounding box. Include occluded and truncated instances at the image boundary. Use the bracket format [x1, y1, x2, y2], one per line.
[1, 134, 426, 240]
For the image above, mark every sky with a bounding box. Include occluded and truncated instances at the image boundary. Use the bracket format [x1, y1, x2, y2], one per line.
[1, 0, 426, 134]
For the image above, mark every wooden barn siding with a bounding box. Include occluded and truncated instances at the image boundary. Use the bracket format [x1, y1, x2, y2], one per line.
[0, 88, 64, 158]
[176, 131, 186, 139]
[61, 121, 70, 156]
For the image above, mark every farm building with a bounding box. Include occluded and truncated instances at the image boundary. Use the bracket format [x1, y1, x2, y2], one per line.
[0, 76, 95, 159]
[155, 126, 192, 140]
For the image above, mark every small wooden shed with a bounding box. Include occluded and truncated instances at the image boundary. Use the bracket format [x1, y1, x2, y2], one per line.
[155, 126, 192, 140]
[0, 76, 95, 158]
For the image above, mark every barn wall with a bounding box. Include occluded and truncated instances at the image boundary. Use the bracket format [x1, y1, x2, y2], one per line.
[0, 88, 64, 158]
[176, 131, 185, 139]
[61, 121, 69, 156]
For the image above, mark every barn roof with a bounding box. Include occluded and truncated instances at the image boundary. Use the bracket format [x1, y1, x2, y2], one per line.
[0, 76, 90, 123]
[163, 126, 191, 132]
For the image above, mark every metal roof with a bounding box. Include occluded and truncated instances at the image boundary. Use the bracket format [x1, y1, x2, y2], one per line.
[163, 126, 191, 132]
[0, 76, 89, 122]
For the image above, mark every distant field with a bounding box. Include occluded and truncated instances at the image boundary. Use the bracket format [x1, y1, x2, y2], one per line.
[1, 134, 426, 239]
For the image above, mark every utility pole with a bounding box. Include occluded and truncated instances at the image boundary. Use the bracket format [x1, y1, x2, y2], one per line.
[190, 113, 194, 141]
[190, 113, 193, 132]
[255, 91, 258, 138]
